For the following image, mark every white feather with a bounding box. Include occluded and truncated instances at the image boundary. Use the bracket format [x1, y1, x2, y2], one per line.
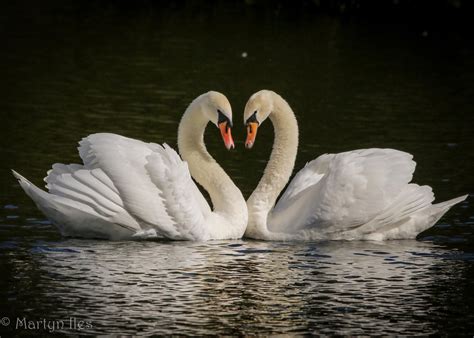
[268, 149, 466, 240]
[146, 145, 211, 240]
[245, 90, 467, 241]
[78, 133, 176, 231]
[12, 169, 138, 239]
[13, 133, 221, 240]
[13, 92, 248, 241]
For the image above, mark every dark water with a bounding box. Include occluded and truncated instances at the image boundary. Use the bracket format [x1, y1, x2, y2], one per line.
[1, 1, 474, 335]
[1, 235, 474, 335]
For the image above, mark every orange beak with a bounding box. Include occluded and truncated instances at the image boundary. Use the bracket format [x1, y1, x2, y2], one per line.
[245, 122, 259, 149]
[219, 121, 235, 150]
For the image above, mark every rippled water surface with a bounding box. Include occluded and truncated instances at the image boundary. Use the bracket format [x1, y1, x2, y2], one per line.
[1, 1, 474, 335]
[1, 233, 474, 335]
[2, 232, 474, 335]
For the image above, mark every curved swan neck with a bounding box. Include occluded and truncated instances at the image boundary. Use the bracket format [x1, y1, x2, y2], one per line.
[247, 92, 299, 233]
[177, 95, 246, 223]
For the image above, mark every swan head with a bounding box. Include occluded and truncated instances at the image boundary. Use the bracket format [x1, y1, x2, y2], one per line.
[243, 90, 274, 149]
[202, 91, 234, 150]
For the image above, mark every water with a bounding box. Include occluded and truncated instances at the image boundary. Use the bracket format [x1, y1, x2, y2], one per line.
[1, 231, 474, 335]
[1, 1, 474, 335]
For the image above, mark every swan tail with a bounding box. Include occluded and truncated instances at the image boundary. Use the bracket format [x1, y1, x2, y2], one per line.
[432, 194, 468, 211]
[12, 169, 139, 240]
[418, 194, 469, 230]
[360, 192, 468, 241]
[12, 170, 47, 203]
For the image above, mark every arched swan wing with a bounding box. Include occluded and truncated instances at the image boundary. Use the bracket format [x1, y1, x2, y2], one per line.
[268, 149, 434, 235]
[78, 133, 176, 234]
[78, 133, 212, 239]
[13, 133, 213, 240]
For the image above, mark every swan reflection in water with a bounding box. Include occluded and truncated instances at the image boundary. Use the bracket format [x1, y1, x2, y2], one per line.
[16, 239, 472, 335]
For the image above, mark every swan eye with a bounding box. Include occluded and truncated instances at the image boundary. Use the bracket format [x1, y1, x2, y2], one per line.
[217, 109, 233, 128]
[246, 111, 259, 125]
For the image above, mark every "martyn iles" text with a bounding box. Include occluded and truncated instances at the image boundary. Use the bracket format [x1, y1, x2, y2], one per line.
[16, 317, 92, 332]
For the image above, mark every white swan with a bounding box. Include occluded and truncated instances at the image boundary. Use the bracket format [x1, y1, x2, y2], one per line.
[12, 91, 248, 241]
[243, 90, 467, 241]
